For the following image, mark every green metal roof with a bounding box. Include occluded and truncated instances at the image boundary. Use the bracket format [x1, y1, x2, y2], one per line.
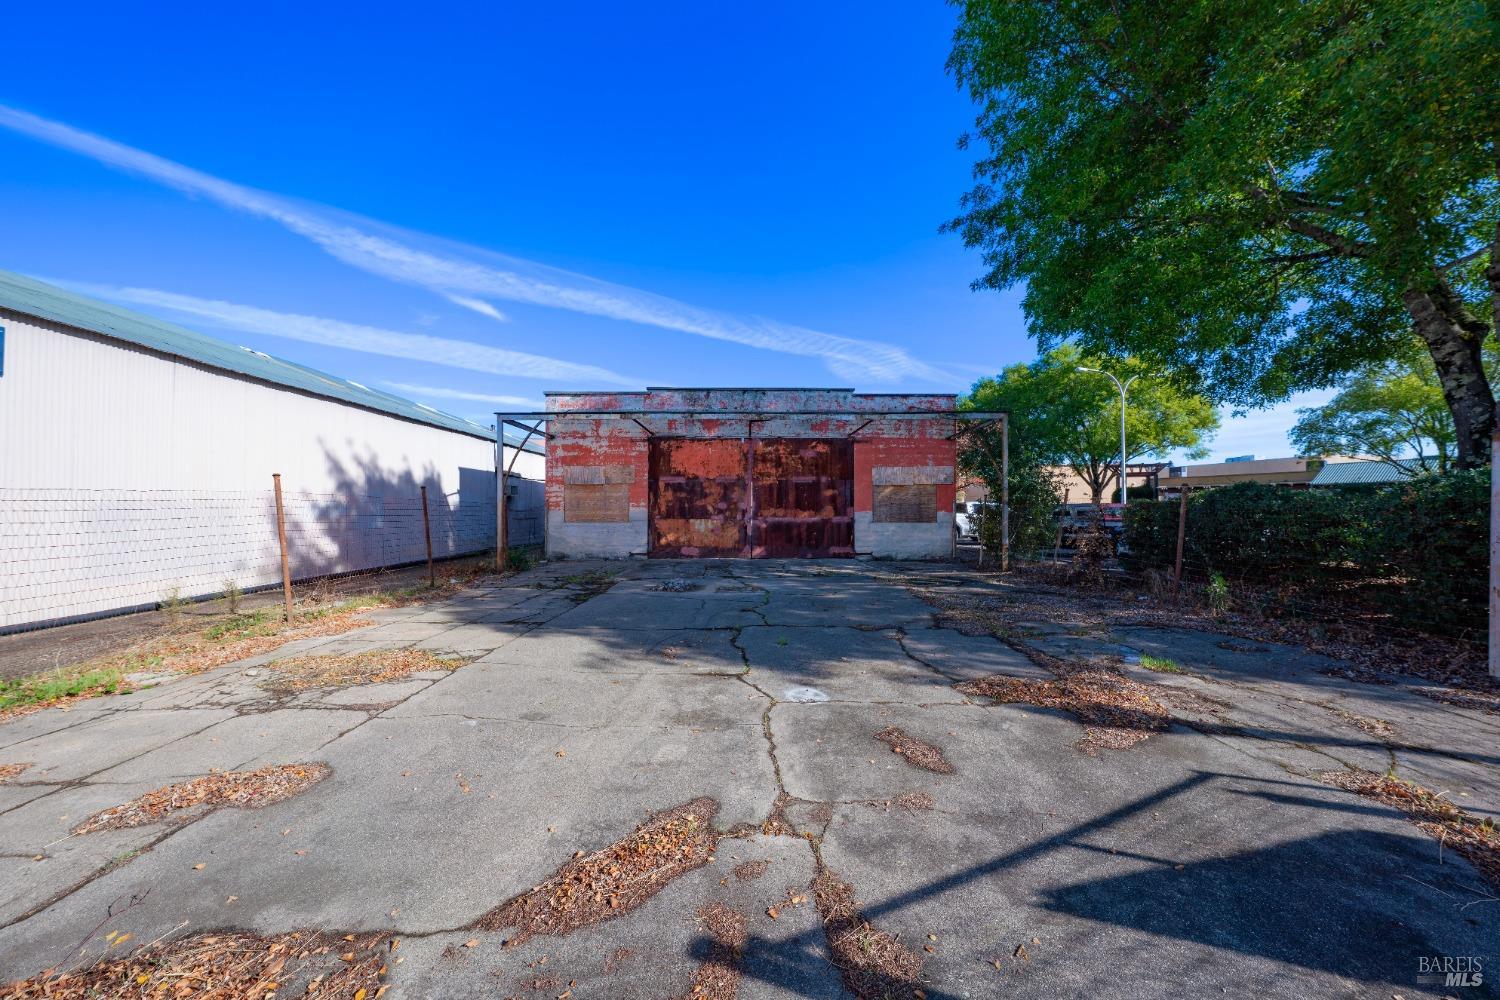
[1309, 458, 1428, 486]
[0, 268, 541, 452]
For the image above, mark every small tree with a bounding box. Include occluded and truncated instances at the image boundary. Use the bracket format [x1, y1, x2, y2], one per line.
[956, 422, 1062, 563]
[1291, 339, 1498, 474]
[967, 346, 1219, 504]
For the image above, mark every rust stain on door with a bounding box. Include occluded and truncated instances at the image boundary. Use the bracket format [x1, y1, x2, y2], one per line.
[749, 439, 853, 557]
[649, 439, 748, 557]
[648, 438, 852, 558]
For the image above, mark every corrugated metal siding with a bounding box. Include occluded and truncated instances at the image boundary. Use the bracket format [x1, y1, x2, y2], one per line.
[0, 315, 545, 630]
[0, 269, 524, 445]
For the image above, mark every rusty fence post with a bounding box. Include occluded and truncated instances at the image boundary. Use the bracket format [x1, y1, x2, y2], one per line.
[420, 485, 435, 588]
[1001, 413, 1010, 573]
[1490, 432, 1499, 678]
[272, 474, 294, 622]
[1171, 486, 1190, 603]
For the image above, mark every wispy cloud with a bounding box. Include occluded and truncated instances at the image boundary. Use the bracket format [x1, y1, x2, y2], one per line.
[62, 281, 634, 385]
[384, 381, 540, 408]
[0, 103, 952, 384]
[445, 295, 510, 323]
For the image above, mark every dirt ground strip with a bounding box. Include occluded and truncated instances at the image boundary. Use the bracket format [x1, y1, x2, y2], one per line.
[0, 559, 1495, 999]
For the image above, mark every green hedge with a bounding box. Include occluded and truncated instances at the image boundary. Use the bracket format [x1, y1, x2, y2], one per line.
[1122, 472, 1489, 633]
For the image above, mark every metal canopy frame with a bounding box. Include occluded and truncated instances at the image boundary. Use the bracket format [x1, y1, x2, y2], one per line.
[492, 409, 1011, 572]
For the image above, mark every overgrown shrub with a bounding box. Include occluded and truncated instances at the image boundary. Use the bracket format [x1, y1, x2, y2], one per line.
[1122, 472, 1489, 635]
[1362, 469, 1488, 631]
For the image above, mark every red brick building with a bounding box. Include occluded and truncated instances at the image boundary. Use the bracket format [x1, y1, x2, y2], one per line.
[534, 388, 964, 559]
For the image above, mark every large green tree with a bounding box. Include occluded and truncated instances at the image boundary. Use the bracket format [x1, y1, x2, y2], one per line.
[946, 0, 1500, 466]
[968, 346, 1219, 503]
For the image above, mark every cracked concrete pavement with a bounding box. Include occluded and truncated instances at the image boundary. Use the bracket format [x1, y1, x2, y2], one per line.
[0, 560, 1495, 998]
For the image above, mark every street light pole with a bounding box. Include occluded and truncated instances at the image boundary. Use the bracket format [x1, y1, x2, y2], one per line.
[1078, 367, 1141, 505]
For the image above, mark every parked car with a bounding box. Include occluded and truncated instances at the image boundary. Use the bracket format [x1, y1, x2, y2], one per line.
[953, 501, 993, 543]
[1054, 502, 1126, 550]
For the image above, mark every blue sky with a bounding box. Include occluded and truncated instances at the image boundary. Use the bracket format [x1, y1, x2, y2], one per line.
[0, 2, 1324, 461]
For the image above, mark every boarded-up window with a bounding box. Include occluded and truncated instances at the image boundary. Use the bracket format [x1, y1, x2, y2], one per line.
[565, 483, 629, 523]
[873, 484, 937, 523]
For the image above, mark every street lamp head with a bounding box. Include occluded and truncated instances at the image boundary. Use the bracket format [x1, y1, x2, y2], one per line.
[1077, 366, 1099, 374]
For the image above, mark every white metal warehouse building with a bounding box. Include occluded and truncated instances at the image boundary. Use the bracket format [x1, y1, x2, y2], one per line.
[0, 269, 544, 632]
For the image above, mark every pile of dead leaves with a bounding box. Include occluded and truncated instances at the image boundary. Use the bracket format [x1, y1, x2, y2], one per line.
[671, 902, 749, 1000]
[0, 763, 30, 783]
[919, 567, 1500, 709]
[958, 661, 1171, 754]
[1324, 770, 1499, 892]
[812, 869, 923, 1000]
[262, 650, 472, 691]
[732, 859, 771, 882]
[0, 929, 391, 999]
[73, 763, 331, 835]
[475, 797, 720, 944]
[872, 727, 955, 775]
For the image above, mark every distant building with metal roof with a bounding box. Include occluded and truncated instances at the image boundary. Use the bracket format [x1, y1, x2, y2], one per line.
[1308, 457, 1431, 487]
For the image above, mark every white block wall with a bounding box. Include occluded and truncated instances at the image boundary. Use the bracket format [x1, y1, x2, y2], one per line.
[0, 310, 545, 631]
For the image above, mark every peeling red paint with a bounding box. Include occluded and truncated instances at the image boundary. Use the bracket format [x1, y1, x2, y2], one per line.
[546, 389, 958, 556]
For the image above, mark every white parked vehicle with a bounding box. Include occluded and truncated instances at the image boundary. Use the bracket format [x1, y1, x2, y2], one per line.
[953, 501, 993, 543]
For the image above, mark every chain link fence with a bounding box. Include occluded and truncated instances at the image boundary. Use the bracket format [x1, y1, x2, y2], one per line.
[1, 479, 544, 633]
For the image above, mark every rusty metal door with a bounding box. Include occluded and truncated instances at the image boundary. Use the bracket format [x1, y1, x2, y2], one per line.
[748, 438, 853, 557]
[648, 437, 853, 558]
[649, 438, 748, 557]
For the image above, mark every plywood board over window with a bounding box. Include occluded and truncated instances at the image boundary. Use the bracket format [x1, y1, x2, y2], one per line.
[565, 483, 630, 523]
[873, 484, 937, 523]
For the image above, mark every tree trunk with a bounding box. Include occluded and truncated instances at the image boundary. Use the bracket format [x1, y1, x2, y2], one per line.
[1403, 280, 1494, 468]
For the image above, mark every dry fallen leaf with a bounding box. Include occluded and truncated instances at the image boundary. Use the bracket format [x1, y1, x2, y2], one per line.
[463, 939, 479, 949]
[192, 863, 205, 871]
[766, 907, 778, 919]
